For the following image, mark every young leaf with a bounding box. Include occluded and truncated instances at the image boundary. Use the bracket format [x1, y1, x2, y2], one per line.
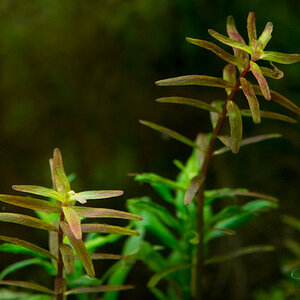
[223, 64, 236, 96]
[55, 167, 71, 194]
[257, 22, 273, 50]
[247, 12, 257, 48]
[226, 101, 243, 153]
[260, 51, 300, 64]
[12, 186, 63, 202]
[156, 97, 219, 113]
[240, 78, 261, 123]
[88, 253, 122, 260]
[0, 213, 57, 232]
[60, 221, 95, 278]
[0, 280, 55, 295]
[76, 190, 124, 200]
[260, 63, 284, 79]
[62, 206, 82, 239]
[155, 75, 234, 88]
[139, 120, 204, 150]
[60, 244, 74, 274]
[250, 61, 271, 100]
[184, 174, 205, 205]
[65, 285, 134, 295]
[186, 38, 243, 67]
[208, 29, 252, 54]
[0, 236, 56, 260]
[81, 224, 139, 236]
[0, 194, 60, 213]
[241, 109, 297, 123]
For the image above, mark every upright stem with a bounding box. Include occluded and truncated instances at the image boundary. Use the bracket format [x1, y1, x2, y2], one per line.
[56, 211, 65, 300]
[194, 63, 251, 300]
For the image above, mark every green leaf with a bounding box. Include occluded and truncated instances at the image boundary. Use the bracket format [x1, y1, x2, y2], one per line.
[184, 174, 205, 205]
[60, 244, 74, 274]
[209, 205, 242, 223]
[282, 215, 300, 231]
[260, 51, 300, 64]
[65, 285, 134, 295]
[81, 224, 139, 236]
[243, 199, 278, 213]
[62, 206, 82, 239]
[55, 167, 71, 194]
[223, 64, 236, 96]
[148, 264, 190, 288]
[49, 231, 58, 260]
[12, 186, 63, 202]
[139, 120, 204, 150]
[204, 245, 274, 265]
[260, 63, 284, 79]
[210, 101, 224, 129]
[88, 253, 122, 260]
[0, 213, 57, 231]
[76, 190, 123, 200]
[208, 29, 252, 54]
[0, 281, 54, 295]
[0, 195, 60, 213]
[241, 109, 297, 123]
[186, 38, 243, 67]
[240, 78, 261, 124]
[60, 221, 95, 278]
[156, 96, 219, 113]
[226, 101, 243, 153]
[155, 75, 234, 88]
[0, 243, 48, 258]
[250, 61, 271, 100]
[206, 228, 236, 236]
[0, 236, 56, 260]
[247, 12, 257, 48]
[257, 22, 273, 50]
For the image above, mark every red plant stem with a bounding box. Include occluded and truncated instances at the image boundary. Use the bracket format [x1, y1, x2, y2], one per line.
[56, 210, 65, 300]
[194, 63, 251, 300]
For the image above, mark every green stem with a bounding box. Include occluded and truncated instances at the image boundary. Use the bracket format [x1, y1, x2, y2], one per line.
[194, 63, 251, 300]
[56, 211, 65, 300]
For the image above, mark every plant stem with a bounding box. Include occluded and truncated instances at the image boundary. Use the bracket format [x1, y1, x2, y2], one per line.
[56, 210, 65, 300]
[194, 63, 251, 300]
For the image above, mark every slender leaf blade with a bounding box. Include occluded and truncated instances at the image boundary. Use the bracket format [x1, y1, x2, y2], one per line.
[60, 244, 74, 274]
[261, 51, 300, 64]
[76, 190, 124, 200]
[241, 109, 297, 123]
[88, 253, 122, 260]
[250, 61, 271, 100]
[247, 12, 257, 48]
[184, 174, 205, 205]
[257, 22, 273, 50]
[81, 224, 139, 236]
[12, 186, 63, 202]
[62, 206, 82, 239]
[0, 281, 54, 295]
[260, 63, 284, 79]
[65, 285, 134, 295]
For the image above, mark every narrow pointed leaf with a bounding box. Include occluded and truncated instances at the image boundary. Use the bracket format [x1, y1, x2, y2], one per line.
[60, 221, 95, 277]
[186, 38, 243, 67]
[0, 194, 60, 213]
[223, 64, 236, 95]
[65, 285, 134, 295]
[206, 228, 236, 236]
[0, 213, 57, 231]
[0, 280, 55, 295]
[240, 78, 261, 123]
[226, 101, 243, 153]
[88, 253, 122, 260]
[261, 51, 300, 64]
[81, 224, 139, 236]
[208, 29, 252, 54]
[184, 174, 205, 205]
[53, 148, 64, 170]
[217, 136, 232, 148]
[247, 12, 257, 47]
[12, 185, 63, 202]
[156, 96, 219, 112]
[257, 22, 273, 51]
[0, 236, 56, 259]
[241, 109, 297, 123]
[260, 63, 284, 79]
[49, 231, 58, 259]
[62, 206, 82, 239]
[72, 207, 142, 221]
[60, 244, 74, 274]
[210, 101, 224, 128]
[77, 190, 124, 200]
[250, 61, 271, 100]
[139, 120, 204, 150]
[68, 190, 86, 204]
[155, 75, 234, 88]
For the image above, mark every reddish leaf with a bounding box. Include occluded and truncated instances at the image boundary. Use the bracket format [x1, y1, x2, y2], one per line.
[60, 244, 74, 274]
[81, 223, 139, 236]
[0, 280, 54, 295]
[65, 285, 134, 295]
[250, 61, 271, 100]
[62, 206, 82, 239]
[184, 174, 205, 205]
[247, 12, 257, 48]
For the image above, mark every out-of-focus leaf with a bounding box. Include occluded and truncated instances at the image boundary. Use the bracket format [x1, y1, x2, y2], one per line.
[240, 78, 261, 123]
[81, 224, 139, 236]
[12, 186, 63, 202]
[227, 101, 243, 153]
[72, 207, 142, 221]
[283, 239, 300, 257]
[0, 243, 48, 258]
[282, 215, 300, 231]
[0, 195, 60, 215]
[241, 109, 297, 123]
[243, 200, 278, 213]
[156, 96, 219, 113]
[0, 258, 55, 280]
[65, 285, 133, 295]
[223, 64, 236, 95]
[77, 190, 124, 200]
[49, 231, 58, 261]
[261, 51, 300, 64]
[186, 38, 243, 67]
[0, 281, 54, 295]
[149, 287, 168, 300]
[0, 236, 56, 259]
[209, 206, 242, 223]
[247, 12, 257, 48]
[217, 135, 232, 148]
[85, 234, 123, 252]
[54, 278, 66, 295]
[148, 264, 190, 288]
[0, 213, 57, 231]
[60, 244, 74, 274]
[250, 61, 271, 100]
[88, 253, 121, 260]
[206, 228, 236, 236]
[140, 120, 204, 150]
[184, 174, 205, 205]
[257, 22, 273, 50]
[0, 288, 46, 299]
[155, 75, 234, 88]
[214, 133, 281, 155]
[62, 206, 82, 239]
[60, 221, 95, 278]
[260, 63, 284, 79]
[204, 245, 274, 265]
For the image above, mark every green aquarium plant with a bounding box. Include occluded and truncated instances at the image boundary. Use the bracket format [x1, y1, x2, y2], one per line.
[104, 11, 300, 300]
[0, 148, 142, 299]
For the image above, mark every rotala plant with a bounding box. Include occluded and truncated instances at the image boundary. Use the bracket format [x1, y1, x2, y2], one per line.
[0, 148, 142, 299]
[104, 12, 300, 300]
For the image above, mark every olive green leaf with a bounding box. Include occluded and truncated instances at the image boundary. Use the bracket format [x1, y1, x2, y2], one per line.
[257, 22, 273, 51]
[65, 285, 134, 295]
[76, 190, 124, 200]
[260, 62, 284, 79]
[81, 224, 139, 236]
[250, 61, 271, 100]
[88, 253, 122, 260]
[184, 174, 205, 205]
[247, 12, 257, 48]
[0, 280, 55, 295]
[223, 64, 236, 96]
[241, 109, 297, 123]
[55, 167, 71, 194]
[210, 101, 224, 129]
[260, 51, 300, 64]
[62, 206, 82, 240]
[60, 244, 74, 274]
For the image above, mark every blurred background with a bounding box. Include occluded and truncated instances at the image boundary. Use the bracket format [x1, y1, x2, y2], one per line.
[0, 0, 299, 299]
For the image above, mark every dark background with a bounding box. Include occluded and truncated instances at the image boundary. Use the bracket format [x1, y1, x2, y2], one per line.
[0, 0, 299, 299]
